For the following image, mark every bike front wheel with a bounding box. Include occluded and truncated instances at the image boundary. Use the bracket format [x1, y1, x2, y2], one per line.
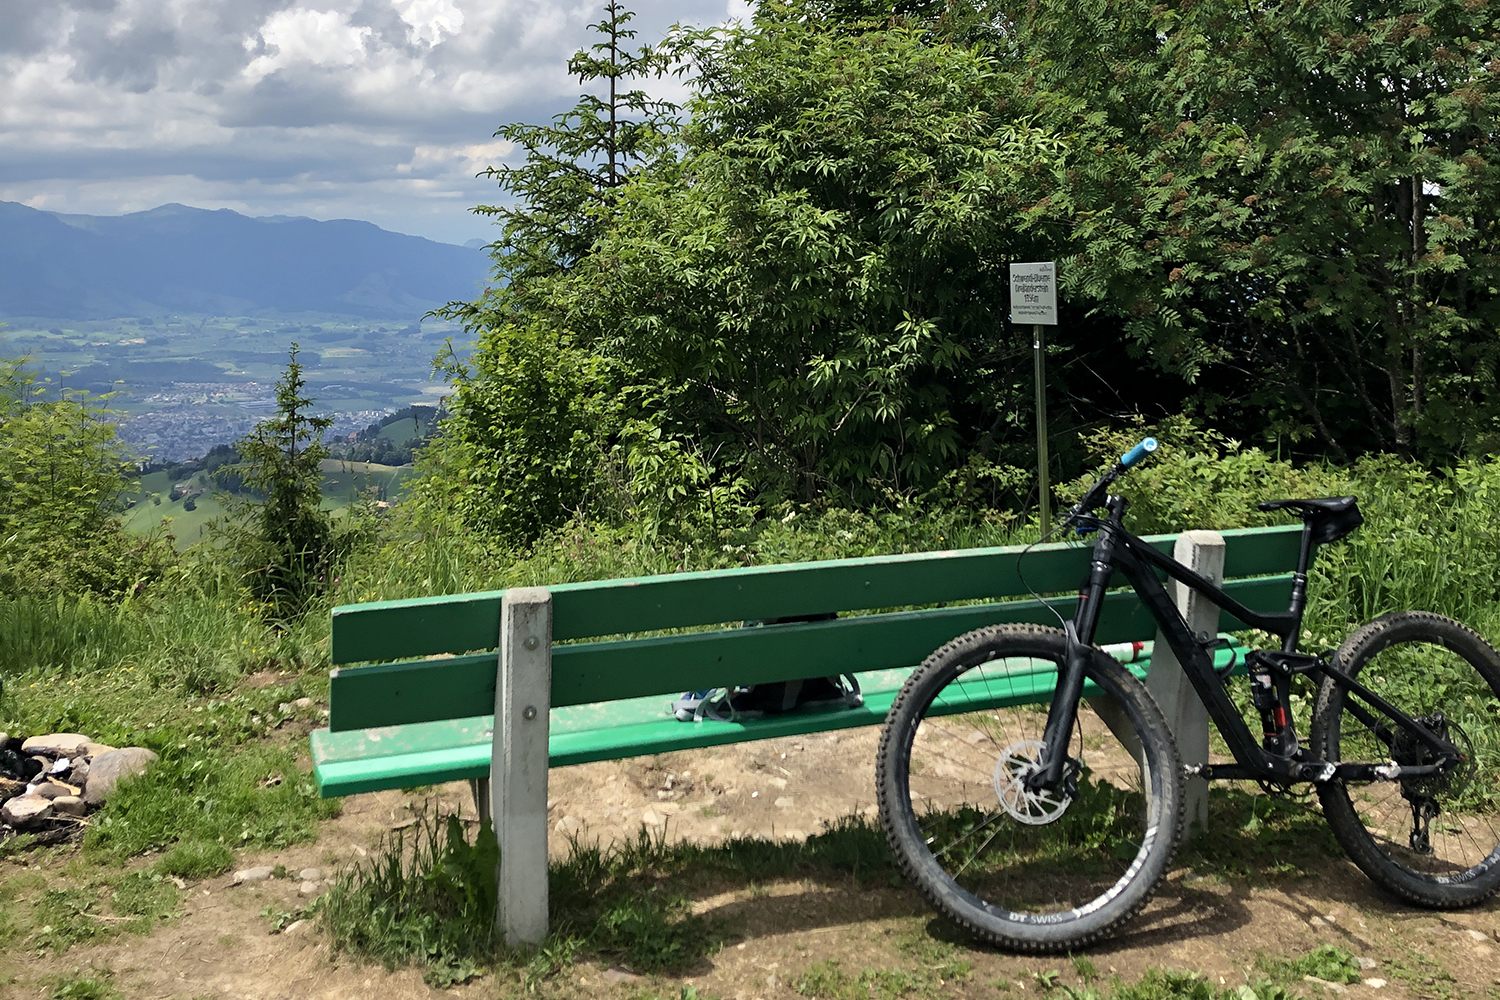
[876, 624, 1184, 952]
[1311, 611, 1500, 908]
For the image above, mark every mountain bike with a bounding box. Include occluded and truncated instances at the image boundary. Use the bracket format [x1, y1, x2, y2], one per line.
[876, 438, 1500, 951]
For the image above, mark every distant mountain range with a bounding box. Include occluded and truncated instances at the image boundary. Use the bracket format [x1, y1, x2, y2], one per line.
[0, 201, 492, 319]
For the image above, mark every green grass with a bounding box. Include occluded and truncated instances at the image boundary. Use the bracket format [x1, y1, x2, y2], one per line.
[0, 585, 323, 691]
[47, 969, 121, 1000]
[26, 871, 179, 954]
[321, 811, 499, 988]
[318, 791, 1382, 995]
[1180, 788, 1342, 883]
[789, 958, 1328, 1000]
[109, 871, 179, 926]
[155, 840, 236, 880]
[0, 600, 337, 882]
[1381, 945, 1461, 1000]
[1104, 970, 1285, 1000]
[1027, 945, 1374, 1000]
[1261, 945, 1362, 986]
[317, 459, 415, 506]
[120, 462, 415, 547]
[374, 415, 430, 445]
[2, 436, 1500, 975]
[322, 807, 897, 986]
[84, 745, 339, 866]
[120, 470, 233, 546]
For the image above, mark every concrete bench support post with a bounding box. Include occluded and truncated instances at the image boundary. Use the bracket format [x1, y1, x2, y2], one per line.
[492, 587, 552, 947]
[1146, 530, 1224, 839]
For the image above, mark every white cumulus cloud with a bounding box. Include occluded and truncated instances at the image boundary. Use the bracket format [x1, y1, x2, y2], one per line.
[392, 0, 465, 47]
[0, 0, 740, 244]
[244, 8, 374, 82]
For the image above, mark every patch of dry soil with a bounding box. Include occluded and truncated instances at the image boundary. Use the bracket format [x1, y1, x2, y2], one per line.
[8, 727, 1500, 1000]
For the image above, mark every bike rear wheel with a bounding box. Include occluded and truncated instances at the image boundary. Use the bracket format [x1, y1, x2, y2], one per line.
[876, 624, 1183, 951]
[1311, 611, 1500, 907]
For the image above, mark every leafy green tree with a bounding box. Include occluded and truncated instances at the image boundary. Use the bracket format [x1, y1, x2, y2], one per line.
[459, 1, 678, 303]
[561, 6, 1065, 503]
[223, 346, 335, 615]
[425, 2, 1076, 540]
[0, 358, 173, 598]
[423, 4, 693, 540]
[1027, 0, 1500, 461]
[412, 322, 638, 540]
[431, 0, 1500, 545]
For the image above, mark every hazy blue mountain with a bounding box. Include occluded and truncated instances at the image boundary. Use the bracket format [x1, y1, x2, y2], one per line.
[0, 201, 491, 319]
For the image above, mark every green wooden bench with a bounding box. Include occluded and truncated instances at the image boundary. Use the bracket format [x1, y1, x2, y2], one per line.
[310, 524, 1302, 944]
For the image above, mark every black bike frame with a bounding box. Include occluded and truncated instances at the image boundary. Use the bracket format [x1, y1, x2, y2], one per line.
[1031, 494, 1459, 788]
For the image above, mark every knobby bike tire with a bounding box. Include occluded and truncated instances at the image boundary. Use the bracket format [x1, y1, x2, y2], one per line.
[876, 624, 1184, 952]
[1311, 611, 1500, 908]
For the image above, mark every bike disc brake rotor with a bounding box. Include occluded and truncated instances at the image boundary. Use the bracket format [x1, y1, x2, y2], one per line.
[992, 739, 1073, 825]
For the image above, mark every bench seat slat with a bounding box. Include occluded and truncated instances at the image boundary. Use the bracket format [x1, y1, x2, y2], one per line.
[331, 525, 1302, 664]
[328, 575, 1290, 731]
[312, 646, 1247, 797]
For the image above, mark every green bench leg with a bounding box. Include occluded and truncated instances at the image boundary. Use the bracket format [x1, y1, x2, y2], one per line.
[494, 586, 553, 947]
[1145, 530, 1224, 838]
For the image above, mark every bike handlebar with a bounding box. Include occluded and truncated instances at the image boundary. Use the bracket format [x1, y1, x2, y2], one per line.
[1064, 436, 1159, 530]
[1120, 437, 1158, 468]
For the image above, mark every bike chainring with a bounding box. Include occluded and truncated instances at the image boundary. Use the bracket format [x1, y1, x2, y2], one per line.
[992, 739, 1078, 826]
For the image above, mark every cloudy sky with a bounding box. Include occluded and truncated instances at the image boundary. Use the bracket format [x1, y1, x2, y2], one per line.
[0, 0, 748, 245]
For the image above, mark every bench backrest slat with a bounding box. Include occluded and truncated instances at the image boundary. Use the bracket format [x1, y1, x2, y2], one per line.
[331, 525, 1303, 666]
[328, 572, 1293, 731]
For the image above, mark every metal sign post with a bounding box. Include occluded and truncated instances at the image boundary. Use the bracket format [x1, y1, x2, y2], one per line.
[1009, 262, 1058, 538]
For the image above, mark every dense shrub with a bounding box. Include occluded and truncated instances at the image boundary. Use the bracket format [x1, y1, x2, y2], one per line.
[0, 358, 175, 601]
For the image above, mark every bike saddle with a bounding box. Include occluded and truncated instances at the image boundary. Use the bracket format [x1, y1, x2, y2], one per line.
[1257, 496, 1363, 544]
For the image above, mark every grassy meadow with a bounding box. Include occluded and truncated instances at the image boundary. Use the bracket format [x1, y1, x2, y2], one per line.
[119, 460, 416, 547]
[3, 436, 1500, 993]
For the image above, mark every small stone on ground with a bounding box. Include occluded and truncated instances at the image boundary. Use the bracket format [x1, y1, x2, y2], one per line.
[51, 796, 86, 817]
[20, 733, 91, 754]
[83, 747, 160, 806]
[1, 794, 53, 828]
[233, 866, 274, 884]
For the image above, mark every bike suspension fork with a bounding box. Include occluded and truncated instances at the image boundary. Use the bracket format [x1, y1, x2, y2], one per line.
[1029, 505, 1120, 791]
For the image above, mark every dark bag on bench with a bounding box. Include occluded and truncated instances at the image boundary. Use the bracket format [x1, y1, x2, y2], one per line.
[669, 613, 864, 722]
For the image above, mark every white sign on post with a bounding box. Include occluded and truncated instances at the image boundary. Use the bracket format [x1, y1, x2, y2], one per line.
[1009, 261, 1057, 325]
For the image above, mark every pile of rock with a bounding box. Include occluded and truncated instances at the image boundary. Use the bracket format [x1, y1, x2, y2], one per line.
[0, 732, 159, 842]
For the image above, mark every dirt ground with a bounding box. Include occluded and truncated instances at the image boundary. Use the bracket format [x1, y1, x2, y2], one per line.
[6, 726, 1499, 1000]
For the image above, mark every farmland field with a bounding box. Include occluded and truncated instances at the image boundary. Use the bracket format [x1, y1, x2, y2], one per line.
[121, 459, 416, 548]
[0, 311, 468, 461]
